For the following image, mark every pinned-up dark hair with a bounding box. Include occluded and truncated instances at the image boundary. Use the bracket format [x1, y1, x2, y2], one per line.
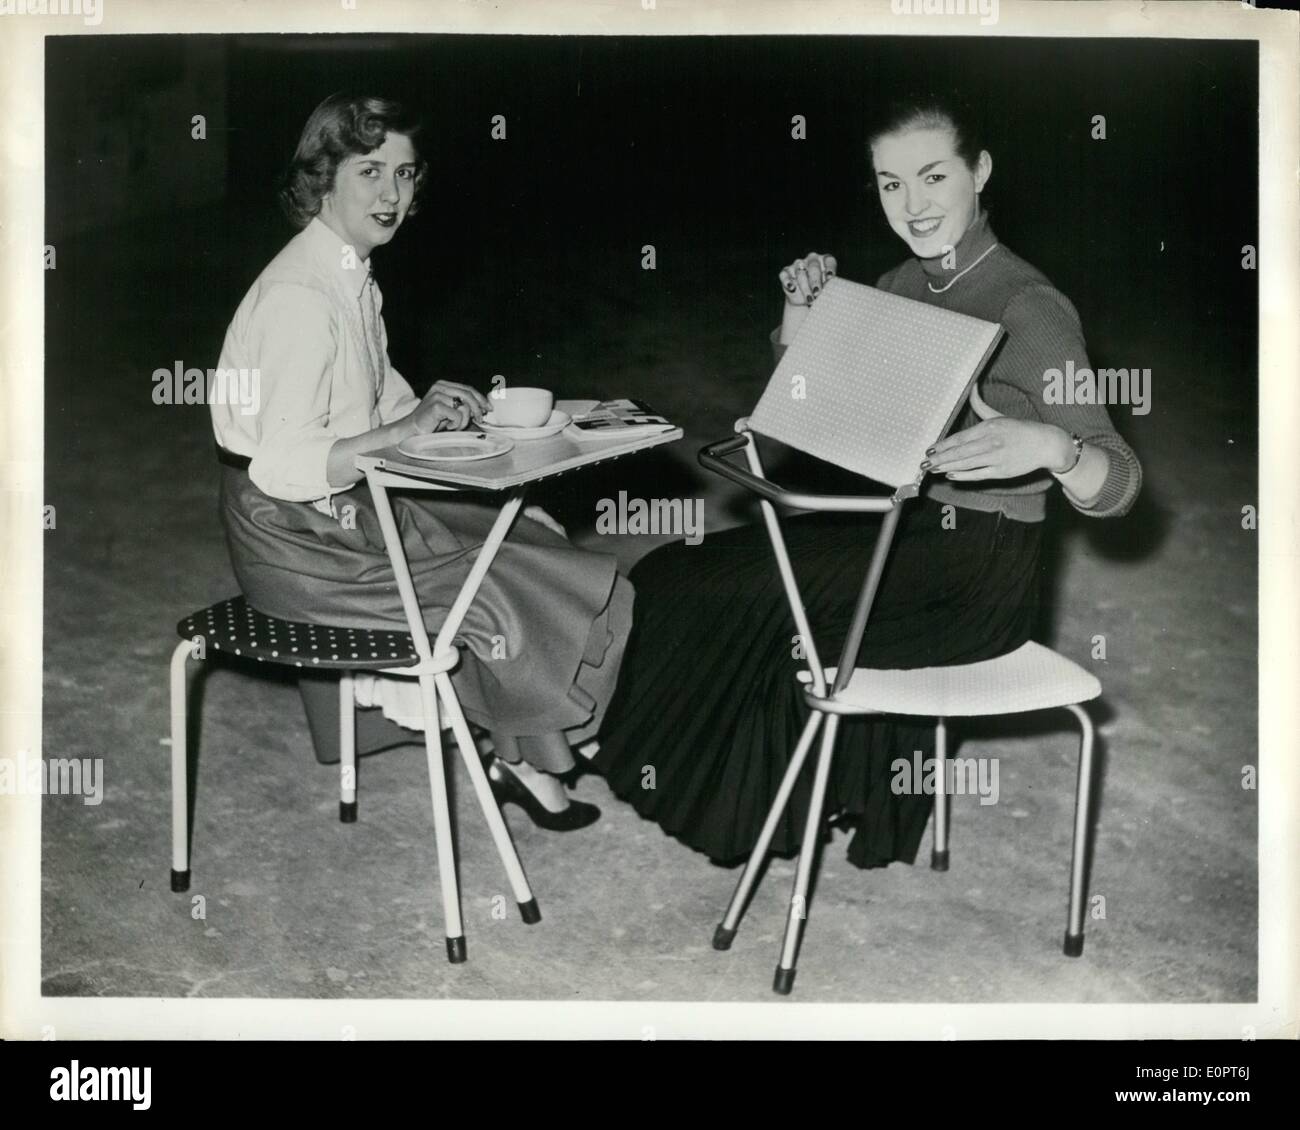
[278, 93, 428, 228]
[866, 86, 988, 177]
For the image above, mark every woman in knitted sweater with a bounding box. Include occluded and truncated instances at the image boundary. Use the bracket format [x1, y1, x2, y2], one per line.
[592, 89, 1141, 869]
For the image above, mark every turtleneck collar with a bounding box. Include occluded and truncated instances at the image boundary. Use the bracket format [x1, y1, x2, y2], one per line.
[917, 207, 999, 285]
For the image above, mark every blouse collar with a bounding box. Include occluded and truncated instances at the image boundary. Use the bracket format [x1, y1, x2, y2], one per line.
[303, 215, 372, 298]
[917, 207, 999, 284]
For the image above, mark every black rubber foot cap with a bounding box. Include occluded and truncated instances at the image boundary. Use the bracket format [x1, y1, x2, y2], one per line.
[170, 868, 191, 893]
[446, 936, 467, 964]
[519, 898, 541, 925]
[339, 800, 357, 823]
[712, 924, 736, 951]
[930, 849, 949, 872]
[1063, 932, 1084, 958]
[773, 966, 796, 995]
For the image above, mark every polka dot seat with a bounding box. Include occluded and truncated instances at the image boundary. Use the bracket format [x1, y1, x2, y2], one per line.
[176, 595, 419, 671]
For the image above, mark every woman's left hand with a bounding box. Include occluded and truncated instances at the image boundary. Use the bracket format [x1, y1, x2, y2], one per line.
[430, 380, 491, 423]
[923, 418, 1073, 481]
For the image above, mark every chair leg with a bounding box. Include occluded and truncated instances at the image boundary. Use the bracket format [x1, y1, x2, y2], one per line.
[168, 640, 193, 893]
[714, 710, 825, 952]
[338, 672, 357, 823]
[1063, 703, 1096, 957]
[931, 716, 949, 871]
[417, 674, 465, 963]
[774, 713, 840, 995]
[434, 671, 540, 925]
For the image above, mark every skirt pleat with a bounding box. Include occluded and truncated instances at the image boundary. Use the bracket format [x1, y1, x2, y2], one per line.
[218, 465, 632, 742]
[592, 498, 1042, 869]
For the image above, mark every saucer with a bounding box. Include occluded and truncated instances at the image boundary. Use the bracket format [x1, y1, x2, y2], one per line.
[479, 408, 571, 440]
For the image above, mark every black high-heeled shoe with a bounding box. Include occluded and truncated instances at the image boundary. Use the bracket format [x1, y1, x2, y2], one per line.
[483, 753, 601, 832]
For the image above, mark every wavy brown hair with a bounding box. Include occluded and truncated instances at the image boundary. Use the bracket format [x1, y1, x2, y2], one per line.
[279, 93, 428, 228]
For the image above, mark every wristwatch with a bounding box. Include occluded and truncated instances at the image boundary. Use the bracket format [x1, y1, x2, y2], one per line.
[1053, 432, 1085, 476]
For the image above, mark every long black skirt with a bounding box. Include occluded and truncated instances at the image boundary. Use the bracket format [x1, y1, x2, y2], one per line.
[591, 497, 1043, 869]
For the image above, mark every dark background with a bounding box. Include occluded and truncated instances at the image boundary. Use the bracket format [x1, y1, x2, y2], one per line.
[38, 33, 1263, 1007]
[45, 33, 1257, 431]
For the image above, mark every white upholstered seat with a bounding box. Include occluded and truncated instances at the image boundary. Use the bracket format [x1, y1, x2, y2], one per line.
[796, 642, 1101, 717]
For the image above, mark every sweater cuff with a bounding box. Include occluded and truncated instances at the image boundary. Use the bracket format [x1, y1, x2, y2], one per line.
[1069, 433, 1142, 518]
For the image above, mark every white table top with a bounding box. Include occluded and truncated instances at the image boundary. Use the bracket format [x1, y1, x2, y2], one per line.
[356, 400, 683, 490]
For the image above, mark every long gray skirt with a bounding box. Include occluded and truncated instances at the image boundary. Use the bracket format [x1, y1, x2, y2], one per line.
[218, 464, 634, 765]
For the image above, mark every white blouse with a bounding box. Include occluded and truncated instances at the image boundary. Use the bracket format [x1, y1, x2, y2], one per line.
[211, 216, 419, 506]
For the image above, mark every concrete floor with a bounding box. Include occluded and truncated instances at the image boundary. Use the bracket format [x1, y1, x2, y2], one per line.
[40, 207, 1256, 1003]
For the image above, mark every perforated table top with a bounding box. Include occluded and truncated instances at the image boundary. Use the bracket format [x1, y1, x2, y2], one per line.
[751, 277, 1004, 489]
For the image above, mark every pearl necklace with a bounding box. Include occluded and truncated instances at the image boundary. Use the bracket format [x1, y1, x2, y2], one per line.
[926, 242, 1000, 293]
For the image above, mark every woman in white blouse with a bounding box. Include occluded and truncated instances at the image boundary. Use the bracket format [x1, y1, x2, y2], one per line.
[210, 93, 631, 829]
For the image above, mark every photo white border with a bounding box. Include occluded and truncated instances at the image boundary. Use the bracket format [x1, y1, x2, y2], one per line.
[1, 0, 1295, 1041]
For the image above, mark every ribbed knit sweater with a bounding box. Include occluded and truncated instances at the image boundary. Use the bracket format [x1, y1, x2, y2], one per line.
[775, 211, 1143, 522]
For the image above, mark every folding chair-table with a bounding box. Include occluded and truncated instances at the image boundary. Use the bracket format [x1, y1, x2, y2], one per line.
[167, 408, 678, 965]
[698, 279, 1104, 993]
[355, 409, 681, 961]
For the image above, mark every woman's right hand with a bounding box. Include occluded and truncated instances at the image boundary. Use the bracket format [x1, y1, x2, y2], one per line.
[779, 251, 837, 306]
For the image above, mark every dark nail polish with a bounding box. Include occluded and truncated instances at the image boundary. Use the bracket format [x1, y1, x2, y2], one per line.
[920, 461, 931, 470]
[925, 447, 935, 455]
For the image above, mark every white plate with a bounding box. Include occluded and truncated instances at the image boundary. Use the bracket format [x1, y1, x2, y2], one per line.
[479, 408, 571, 440]
[396, 432, 515, 462]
